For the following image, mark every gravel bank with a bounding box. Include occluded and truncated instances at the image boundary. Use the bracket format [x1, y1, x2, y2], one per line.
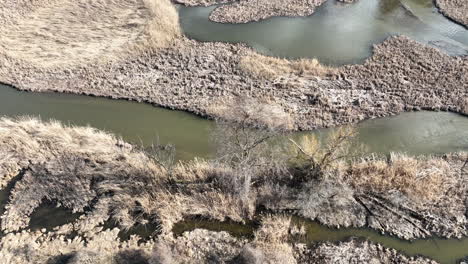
[209, 0, 328, 24]
[435, 0, 468, 28]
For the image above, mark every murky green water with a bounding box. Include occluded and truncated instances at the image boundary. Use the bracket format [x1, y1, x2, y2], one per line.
[1, 83, 468, 262]
[1, 84, 468, 159]
[179, 0, 468, 64]
[29, 203, 81, 231]
[174, 217, 468, 264]
[1, 0, 468, 258]
[0, 84, 213, 160]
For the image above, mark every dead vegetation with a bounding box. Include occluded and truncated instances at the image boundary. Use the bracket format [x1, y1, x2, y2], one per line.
[345, 154, 454, 202]
[235, 215, 299, 264]
[140, 0, 182, 51]
[0, 102, 467, 262]
[288, 126, 363, 181]
[0, 0, 181, 67]
[240, 52, 334, 79]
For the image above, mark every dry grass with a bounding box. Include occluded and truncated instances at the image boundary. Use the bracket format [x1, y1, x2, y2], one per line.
[0, 0, 181, 67]
[142, 0, 182, 50]
[0, 117, 259, 235]
[208, 97, 293, 130]
[0, 117, 165, 232]
[345, 154, 454, 201]
[240, 52, 334, 79]
[147, 190, 253, 234]
[246, 215, 297, 264]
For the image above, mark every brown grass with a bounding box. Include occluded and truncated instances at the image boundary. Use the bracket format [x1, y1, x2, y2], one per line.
[0, 0, 181, 67]
[345, 153, 454, 201]
[240, 52, 334, 79]
[139, 0, 182, 51]
[247, 215, 297, 264]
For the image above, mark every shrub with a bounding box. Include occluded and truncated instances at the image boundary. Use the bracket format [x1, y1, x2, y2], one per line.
[240, 52, 334, 79]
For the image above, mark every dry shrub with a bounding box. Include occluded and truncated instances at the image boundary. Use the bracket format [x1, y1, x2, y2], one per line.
[149, 191, 252, 233]
[254, 215, 291, 244]
[289, 126, 362, 180]
[149, 241, 173, 264]
[248, 215, 297, 264]
[209, 97, 293, 130]
[142, 0, 182, 50]
[346, 154, 453, 201]
[240, 52, 334, 79]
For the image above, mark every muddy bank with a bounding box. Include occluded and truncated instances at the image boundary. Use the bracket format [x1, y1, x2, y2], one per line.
[0, 0, 467, 131]
[435, 0, 468, 28]
[209, 0, 328, 24]
[2, 35, 467, 130]
[173, 0, 234, 7]
[302, 240, 436, 263]
[0, 226, 436, 264]
[174, 0, 328, 24]
[0, 118, 467, 263]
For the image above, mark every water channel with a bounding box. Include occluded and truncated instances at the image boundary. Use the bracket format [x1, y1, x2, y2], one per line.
[1, 84, 467, 160]
[179, 0, 468, 65]
[1, 0, 468, 261]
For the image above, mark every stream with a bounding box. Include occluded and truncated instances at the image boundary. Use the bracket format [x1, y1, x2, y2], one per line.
[1, 84, 467, 160]
[1, 83, 468, 263]
[174, 217, 468, 264]
[1, 0, 468, 260]
[179, 0, 468, 65]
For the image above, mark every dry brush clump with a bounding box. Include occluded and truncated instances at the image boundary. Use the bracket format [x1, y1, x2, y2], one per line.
[345, 153, 454, 202]
[288, 126, 363, 181]
[0, 117, 164, 232]
[240, 52, 334, 79]
[138, 0, 182, 51]
[238, 215, 297, 264]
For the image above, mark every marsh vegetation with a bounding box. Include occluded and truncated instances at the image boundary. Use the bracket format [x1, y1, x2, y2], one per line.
[1, 98, 467, 263]
[0, 0, 467, 263]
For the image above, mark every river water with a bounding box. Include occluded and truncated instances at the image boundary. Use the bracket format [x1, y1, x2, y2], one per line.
[1, 84, 467, 160]
[179, 0, 468, 65]
[1, 0, 468, 260]
[174, 217, 468, 264]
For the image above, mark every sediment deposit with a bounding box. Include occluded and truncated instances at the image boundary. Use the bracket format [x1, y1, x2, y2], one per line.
[209, 0, 328, 24]
[435, 0, 468, 28]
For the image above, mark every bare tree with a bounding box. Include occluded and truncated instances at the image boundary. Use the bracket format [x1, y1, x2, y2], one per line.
[289, 126, 364, 180]
[210, 97, 292, 203]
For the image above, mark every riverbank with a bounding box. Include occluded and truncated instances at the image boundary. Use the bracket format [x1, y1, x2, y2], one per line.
[1, 118, 459, 263]
[435, 0, 468, 28]
[1, 36, 467, 130]
[0, 0, 467, 131]
[208, 0, 328, 24]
